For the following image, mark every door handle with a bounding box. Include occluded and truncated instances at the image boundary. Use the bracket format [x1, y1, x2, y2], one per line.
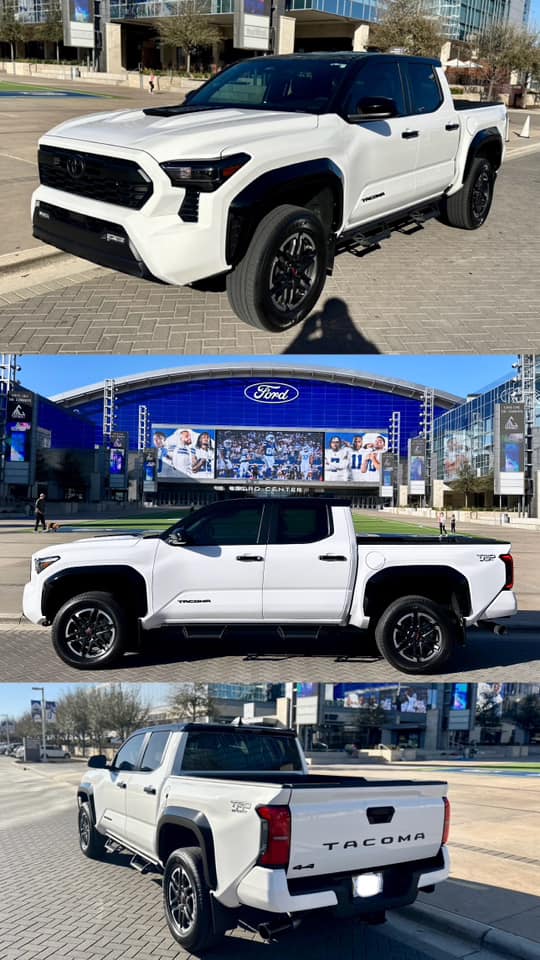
[445, 122, 459, 131]
[236, 554, 264, 562]
[116, 781, 127, 789]
[402, 130, 419, 139]
[319, 554, 348, 562]
[144, 785, 157, 795]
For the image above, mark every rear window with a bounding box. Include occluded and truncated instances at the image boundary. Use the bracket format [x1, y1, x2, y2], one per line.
[271, 503, 331, 544]
[176, 730, 302, 773]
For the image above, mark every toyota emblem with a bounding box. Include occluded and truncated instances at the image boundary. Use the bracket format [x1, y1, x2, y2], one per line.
[66, 155, 85, 179]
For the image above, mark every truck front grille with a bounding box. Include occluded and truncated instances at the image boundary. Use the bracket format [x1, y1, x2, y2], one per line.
[38, 145, 153, 210]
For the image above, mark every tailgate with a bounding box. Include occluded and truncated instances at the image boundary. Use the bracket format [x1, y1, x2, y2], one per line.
[287, 781, 447, 879]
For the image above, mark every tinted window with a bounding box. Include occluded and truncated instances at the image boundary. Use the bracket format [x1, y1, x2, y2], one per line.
[176, 730, 302, 773]
[189, 57, 350, 114]
[114, 733, 146, 772]
[140, 731, 170, 773]
[343, 59, 406, 117]
[407, 62, 443, 114]
[272, 503, 330, 544]
[182, 501, 264, 546]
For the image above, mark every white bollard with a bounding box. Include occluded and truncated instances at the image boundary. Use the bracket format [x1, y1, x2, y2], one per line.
[504, 113, 510, 142]
[518, 115, 531, 138]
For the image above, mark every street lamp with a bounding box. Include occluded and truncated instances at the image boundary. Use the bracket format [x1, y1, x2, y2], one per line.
[31, 686, 47, 761]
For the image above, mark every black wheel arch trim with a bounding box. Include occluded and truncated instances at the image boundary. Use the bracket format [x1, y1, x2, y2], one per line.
[363, 565, 472, 619]
[158, 806, 217, 889]
[226, 159, 344, 266]
[462, 128, 503, 184]
[78, 782, 97, 824]
[42, 565, 149, 621]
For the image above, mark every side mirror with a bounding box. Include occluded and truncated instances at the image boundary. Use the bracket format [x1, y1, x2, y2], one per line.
[348, 96, 398, 122]
[167, 528, 192, 547]
[88, 754, 108, 769]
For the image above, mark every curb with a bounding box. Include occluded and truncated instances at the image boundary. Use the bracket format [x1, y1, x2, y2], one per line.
[0, 245, 68, 277]
[398, 901, 540, 960]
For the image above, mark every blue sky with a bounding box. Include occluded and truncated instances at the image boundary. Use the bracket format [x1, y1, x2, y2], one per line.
[17, 354, 515, 401]
[0, 683, 172, 719]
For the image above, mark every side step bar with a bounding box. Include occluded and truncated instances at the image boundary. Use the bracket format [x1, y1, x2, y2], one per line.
[130, 854, 156, 875]
[339, 201, 441, 254]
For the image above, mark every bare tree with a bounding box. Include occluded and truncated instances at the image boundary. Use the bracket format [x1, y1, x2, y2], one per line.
[156, 0, 219, 76]
[372, 0, 444, 58]
[472, 23, 538, 100]
[168, 683, 220, 722]
[105, 684, 150, 741]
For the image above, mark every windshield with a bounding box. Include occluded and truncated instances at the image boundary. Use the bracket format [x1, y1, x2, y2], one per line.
[188, 57, 352, 114]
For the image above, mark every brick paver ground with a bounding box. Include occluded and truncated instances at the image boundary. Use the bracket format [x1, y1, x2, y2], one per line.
[0, 151, 538, 354]
[0, 766, 438, 960]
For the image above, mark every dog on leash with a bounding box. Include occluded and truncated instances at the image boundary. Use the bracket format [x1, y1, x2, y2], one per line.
[47, 521, 61, 532]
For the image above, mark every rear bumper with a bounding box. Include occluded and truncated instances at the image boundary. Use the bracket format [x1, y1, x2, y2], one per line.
[467, 589, 517, 625]
[236, 847, 449, 917]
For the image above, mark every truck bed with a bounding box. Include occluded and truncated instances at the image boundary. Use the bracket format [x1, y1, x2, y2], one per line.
[179, 772, 446, 788]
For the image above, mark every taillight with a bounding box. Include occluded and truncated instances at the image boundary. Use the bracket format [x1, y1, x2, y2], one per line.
[442, 797, 451, 845]
[500, 554, 514, 590]
[256, 805, 291, 868]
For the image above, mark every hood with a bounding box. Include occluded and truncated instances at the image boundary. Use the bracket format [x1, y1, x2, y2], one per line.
[33, 534, 145, 562]
[42, 107, 320, 163]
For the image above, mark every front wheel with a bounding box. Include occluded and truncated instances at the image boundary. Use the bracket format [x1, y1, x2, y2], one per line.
[226, 204, 328, 331]
[78, 801, 106, 860]
[441, 157, 495, 230]
[51, 591, 128, 669]
[163, 847, 224, 953]
[374, 595, 460, 674]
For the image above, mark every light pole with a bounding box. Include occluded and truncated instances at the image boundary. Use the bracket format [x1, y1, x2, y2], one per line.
[31, 686, 47, 761]
[0, 714, 10, 749]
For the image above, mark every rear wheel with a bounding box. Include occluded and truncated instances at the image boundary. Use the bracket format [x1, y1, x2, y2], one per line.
[226, 204, 328, 331]
[442, 157, 495, 230]
[374, 595, 460, 674]
[163, 847, 224, 953]
[78, 801, 106, 860]
[52, 591, 128, 669]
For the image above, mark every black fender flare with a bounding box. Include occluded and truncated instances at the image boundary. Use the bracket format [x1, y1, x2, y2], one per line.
[77, 782, 97, 824]
[41, 565, 149, 621]
[363, 565, 472, 620]
[157, 806, 217, 889]
[462, 128, 503, 184]
[226, 158, 345, 266]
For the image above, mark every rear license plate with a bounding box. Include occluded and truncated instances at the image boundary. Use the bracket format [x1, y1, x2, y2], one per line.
[352, 872, 383, 898]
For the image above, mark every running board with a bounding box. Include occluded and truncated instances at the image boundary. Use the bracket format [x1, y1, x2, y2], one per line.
[130, 854, 156, 874]
[180, 625, 229, 641]
[104, 838, 122, 855]
[339, 202, 441, 254]
[276, 625, 325, 642]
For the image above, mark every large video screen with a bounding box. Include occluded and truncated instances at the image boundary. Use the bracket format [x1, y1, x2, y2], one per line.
[152, 425, 216, 480]
[443, 431, 472, 482]
[324, 431, 388, 484]
[6, 421, 31, 462]
[215, 429, 324, 482]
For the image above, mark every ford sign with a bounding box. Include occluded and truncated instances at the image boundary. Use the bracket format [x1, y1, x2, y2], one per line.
[244, 382, 299, 404]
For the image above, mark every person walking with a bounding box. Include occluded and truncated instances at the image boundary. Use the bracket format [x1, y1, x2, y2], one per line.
[149, 73, 156, 95]
[450, 513, 456, 535]
[34, 493, 46, 532]
[438, 510, 447, 535]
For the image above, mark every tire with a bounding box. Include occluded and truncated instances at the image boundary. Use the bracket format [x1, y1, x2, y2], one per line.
[442, 157, 495, 230]
[226, 204, 328, 331]
[51, 591, 128, 669]
[78, 801, 106, 860]
[163, 847, 224, 953]
[374, 595, 460, 674]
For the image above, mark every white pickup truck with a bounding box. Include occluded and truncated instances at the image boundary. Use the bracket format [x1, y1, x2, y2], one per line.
[32, 52, 506, 331]
[78, 721, 451, 953]
[23, 497, 516, 672]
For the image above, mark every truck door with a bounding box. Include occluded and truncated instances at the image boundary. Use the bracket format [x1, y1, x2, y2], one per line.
[95, 732, 147, 842]
[125, 730, 171, 858]
[262, 502, 355, 621]
[402, 61, 460, 200]
[339, 57, 419, 225]
[152, 499, 268, 623]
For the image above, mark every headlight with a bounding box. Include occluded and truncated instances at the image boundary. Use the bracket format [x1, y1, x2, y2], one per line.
[34, 556, 60, 575]
[160, 153, 251, 192]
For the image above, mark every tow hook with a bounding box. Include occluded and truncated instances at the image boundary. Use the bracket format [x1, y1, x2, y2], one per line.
[257, 917, 302, 940]
[477, 620, 508, 636]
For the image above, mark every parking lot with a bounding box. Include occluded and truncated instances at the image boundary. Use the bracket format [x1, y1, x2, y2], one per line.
[0, 756, 538, 960]
[0, 84, 539, 354]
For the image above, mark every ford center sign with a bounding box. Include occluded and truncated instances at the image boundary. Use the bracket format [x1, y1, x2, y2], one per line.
[244, 382, 299, 404]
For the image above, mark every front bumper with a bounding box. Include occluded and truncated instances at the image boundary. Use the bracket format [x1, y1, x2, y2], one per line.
[22, 579, 46, 625]
[236, 847, 449, 917]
